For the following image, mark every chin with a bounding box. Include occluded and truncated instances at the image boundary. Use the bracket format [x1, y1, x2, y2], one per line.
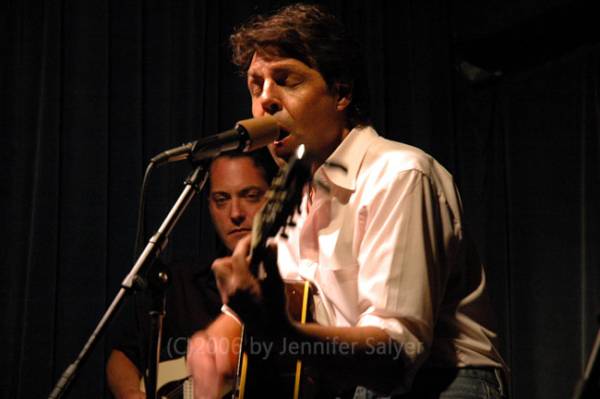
[268, 144, 290, 167]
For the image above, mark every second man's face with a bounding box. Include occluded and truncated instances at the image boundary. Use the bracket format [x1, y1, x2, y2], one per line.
[208, 156, 269, 252]
[247, 52, 351, 166]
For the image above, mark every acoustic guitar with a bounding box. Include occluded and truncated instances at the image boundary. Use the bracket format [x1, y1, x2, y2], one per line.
[139, 280, 314, 399]
[140, 281, 315, 399]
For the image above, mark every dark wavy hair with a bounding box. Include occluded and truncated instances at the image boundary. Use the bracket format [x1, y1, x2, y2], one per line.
[208, 147, 278, 189]
[230, 3, 370, 128]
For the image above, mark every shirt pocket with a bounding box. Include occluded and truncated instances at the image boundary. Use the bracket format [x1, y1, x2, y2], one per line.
[318, 262, 360, 324]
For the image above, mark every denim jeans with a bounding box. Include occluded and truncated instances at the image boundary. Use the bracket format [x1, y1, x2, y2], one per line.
[352, 367, 508, 399]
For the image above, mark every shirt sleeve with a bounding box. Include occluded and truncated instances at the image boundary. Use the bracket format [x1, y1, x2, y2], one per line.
[355, 168, 460, 372]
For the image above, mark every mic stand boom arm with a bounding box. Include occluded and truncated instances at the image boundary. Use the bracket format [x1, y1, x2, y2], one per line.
[48, 164, 208, 399]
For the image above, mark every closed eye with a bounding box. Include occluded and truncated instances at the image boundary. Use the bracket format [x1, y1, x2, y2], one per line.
[275, 73, 303, 88]
[248, 82, 263, 97]
[247, 74, 264, 96]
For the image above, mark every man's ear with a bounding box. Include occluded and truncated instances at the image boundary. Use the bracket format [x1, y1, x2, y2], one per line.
[335, 82, 352, 111]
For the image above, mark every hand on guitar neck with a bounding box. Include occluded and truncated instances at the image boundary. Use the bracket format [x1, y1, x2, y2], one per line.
[213, 237, 293, 339]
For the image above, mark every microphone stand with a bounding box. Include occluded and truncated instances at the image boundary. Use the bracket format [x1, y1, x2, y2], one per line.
[573, 324, 600, 399]
[48, 163, 208, 399]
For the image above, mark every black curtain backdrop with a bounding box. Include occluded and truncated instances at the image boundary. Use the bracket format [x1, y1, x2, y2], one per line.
[1, 1, 599, 398]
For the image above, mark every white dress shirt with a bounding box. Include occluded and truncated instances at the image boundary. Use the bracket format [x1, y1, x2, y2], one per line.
[276, 125, 506, 391]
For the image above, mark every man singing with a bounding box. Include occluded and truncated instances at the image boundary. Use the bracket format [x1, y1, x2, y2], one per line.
[188, 4, 508, 398]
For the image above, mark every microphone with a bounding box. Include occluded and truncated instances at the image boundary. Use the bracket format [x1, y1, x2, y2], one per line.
[150, 115, 279, 165]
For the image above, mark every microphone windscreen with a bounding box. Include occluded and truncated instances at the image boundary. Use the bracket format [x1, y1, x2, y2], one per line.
[236, 115, 280, 151]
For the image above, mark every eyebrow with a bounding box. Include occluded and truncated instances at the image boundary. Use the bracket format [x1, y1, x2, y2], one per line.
[210, 185, 266, 196]
[247, 62, 305, 79]
[239, 186, 266, 194]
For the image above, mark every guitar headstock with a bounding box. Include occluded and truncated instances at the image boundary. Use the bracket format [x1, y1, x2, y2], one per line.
[249, 145, 310, 275]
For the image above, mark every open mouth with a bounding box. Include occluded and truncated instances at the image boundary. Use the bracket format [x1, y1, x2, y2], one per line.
[277, 128, 291, 141]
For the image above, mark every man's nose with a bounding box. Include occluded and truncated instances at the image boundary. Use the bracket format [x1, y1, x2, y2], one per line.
[230, 198, 246, 225]
[260, 80, 282, 115]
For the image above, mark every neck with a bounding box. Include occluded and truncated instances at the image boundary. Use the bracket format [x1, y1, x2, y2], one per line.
[311, 125, 352, 171]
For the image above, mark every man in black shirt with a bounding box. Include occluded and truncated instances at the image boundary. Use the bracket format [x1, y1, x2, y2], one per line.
[106, 149, 277, 399]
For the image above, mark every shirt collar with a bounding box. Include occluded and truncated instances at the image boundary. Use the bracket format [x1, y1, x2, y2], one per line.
[316, 125, 379, 192]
